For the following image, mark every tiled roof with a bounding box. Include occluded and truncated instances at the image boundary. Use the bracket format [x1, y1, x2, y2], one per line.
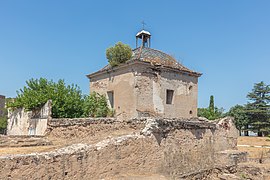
[131, 47, 196, 73]
[89, 47, 201, 77]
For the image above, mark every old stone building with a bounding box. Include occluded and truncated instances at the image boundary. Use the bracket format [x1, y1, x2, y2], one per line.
[87, 30, 202, 119]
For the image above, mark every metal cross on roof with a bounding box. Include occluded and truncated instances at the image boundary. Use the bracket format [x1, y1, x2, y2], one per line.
[142, 21, 146, 30]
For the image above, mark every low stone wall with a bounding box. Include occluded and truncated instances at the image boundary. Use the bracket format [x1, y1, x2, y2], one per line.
[0, 117, 247, 179]
[46, 118, 146, 140]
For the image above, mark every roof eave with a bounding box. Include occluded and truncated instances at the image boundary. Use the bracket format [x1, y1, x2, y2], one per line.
[86, 61, 137, 79]
[87, 60, 202, 79]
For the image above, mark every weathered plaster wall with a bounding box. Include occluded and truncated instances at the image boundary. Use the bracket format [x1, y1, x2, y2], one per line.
[135, 64, 198, 118]
[7, 100, 51, 136]
[0, 117, 246, 179]
[161, 70, 198, 118]
[6, 108, 30, 135]
[90, 63, 199, 119]
[90, 66, 137, 120]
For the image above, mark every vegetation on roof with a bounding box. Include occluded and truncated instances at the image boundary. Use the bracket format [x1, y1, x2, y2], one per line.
[106, 42, 132, 67]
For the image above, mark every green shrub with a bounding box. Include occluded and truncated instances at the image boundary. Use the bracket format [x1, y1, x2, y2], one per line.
[83, 92, 108, 118]
[8, 78, 110, 118]
[0, 117, 7, 131]
[0, 107, 8, 132]
[106, 42, 132, 67]
[107, 109, 115, 117]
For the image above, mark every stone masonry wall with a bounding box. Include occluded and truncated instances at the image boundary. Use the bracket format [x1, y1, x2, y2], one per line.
[46, 118, 145, 141]
[0, 117, 246, 179]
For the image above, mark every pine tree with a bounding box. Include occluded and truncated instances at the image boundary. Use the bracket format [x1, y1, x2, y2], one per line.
[246, 81, 270, 136]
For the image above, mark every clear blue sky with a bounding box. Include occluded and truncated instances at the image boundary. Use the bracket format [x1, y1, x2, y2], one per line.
[1, 0, 270, 111]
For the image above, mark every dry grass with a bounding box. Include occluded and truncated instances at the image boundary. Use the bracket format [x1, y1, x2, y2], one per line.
[238, 136, 270, 146]
[0, 145, 59, 156]
[238, 136, 270, 159]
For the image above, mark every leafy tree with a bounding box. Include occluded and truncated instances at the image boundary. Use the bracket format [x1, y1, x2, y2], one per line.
[245, 81, 270, 136]
[106, 42, 132, 67]
[197, 108, 210, 119]
[0, 107, 7, 134]
[197, 95, 224, 120]
[83, 92, 108, 118]
[52, 80, 84, 118]
[0, 117, 7, 133]
[227, 105, 250, 135]
[8, 78, 85, 118]
[198, 107, 224, 120]
[95, 94, 109, 117]
[8, 78, 110, 118]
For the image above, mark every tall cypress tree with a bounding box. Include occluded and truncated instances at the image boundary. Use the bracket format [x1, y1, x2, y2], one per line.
[209, 95, 215, 115]
[246, 81, 270, 136]
[198, 95, 224, 120]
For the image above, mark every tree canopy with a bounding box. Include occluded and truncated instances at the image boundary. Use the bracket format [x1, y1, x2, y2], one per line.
[83, 92, 108, 118]
[227, 104, 249, 133]
[225, 81, 270, 136]
[197, 95, 224, 120]
[245, 81, 270, 136]
[0, 107, 7, 133]
[8, 78, 110, 118]
[106, 42, 132, 67]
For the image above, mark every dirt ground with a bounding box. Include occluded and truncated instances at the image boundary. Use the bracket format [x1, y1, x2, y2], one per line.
[0, 128, 139, 155]
[237, 136, 270, 159]
[238, 136, 270, 146]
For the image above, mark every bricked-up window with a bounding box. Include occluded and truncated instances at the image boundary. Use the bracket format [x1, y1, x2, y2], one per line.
[166, 89, 174, 104]
[107, 91, 114, 108]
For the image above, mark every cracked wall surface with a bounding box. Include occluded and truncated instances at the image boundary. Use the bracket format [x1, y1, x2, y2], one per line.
[90, 63, 198, 120]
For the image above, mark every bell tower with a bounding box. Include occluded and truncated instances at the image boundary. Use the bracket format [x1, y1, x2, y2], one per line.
[136, 22, 151, 48]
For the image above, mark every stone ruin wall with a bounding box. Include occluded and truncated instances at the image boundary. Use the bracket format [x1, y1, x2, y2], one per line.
[7, 100, 51, 136]
[46, 118, 145, 143]
[0, 117, 247, 179]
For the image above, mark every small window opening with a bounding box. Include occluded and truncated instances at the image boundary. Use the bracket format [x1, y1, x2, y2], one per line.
[189, 86, 193, 91]
[166, 90, 174, 104]
[107, 91, 114, 108]
[189, 110, 193, 115]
